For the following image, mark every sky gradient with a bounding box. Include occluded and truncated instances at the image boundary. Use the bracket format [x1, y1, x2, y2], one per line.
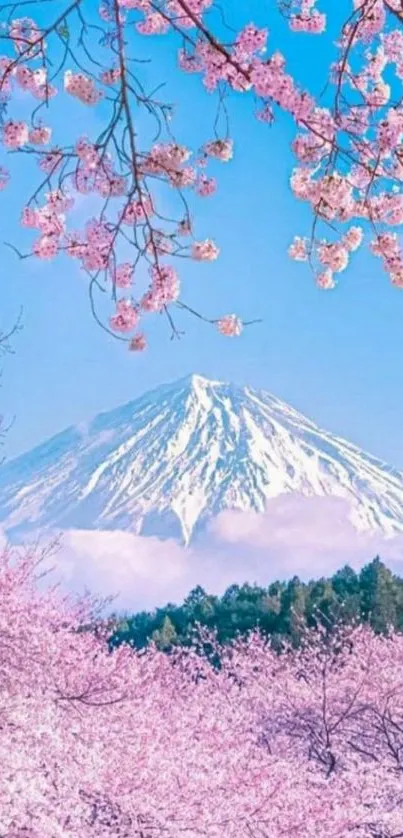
[2, 0, 403, 471]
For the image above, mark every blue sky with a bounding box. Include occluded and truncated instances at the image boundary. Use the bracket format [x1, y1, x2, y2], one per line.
[2, 0, 403, 469]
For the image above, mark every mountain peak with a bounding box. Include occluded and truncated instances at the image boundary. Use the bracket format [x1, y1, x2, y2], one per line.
[186, 373, 225, 389]
[0, 376, 402, 544]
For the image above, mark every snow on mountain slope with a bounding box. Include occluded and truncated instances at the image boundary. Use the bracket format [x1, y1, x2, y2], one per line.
[1, 374, 403, 543]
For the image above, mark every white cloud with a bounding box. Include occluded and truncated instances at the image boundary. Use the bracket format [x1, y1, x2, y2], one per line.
[210, 495, 354, 549]
[31, 494, 403, 613]
[210, 495, 403, 577]
[59, 529, 196, 610]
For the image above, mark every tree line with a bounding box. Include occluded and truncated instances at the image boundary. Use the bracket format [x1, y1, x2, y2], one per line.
[110, 557, 403, 652]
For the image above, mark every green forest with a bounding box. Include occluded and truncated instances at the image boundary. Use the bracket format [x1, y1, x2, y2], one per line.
[110, 557, 403, 651]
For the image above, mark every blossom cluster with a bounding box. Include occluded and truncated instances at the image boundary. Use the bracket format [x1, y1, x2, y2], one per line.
[2, 0, 403, 351]
[4, 546, 403, 838]
[122, 0, 403, 295]
[282, 0, 327, 34]
[0, 8, 247, 351]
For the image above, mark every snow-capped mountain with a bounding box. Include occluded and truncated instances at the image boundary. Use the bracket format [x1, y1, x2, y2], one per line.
[1, 374, 403, 543]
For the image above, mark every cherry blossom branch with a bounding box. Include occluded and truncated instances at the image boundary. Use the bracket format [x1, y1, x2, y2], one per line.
[1, 0, 403, 355]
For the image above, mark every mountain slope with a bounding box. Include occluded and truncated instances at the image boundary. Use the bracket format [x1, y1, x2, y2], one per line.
[0, 374, 403, 543]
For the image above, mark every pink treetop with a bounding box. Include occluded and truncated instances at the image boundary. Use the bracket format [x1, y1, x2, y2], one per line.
[3, 546, 403, 837]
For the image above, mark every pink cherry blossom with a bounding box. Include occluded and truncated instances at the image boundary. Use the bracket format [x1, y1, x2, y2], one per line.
[196, 173, 217, 196]
[15, 64, 37, 90]
[100, 67, 121, 85]
[21, 206, 39, 227]
[217, 314, 243, 336]
[390, 270, 403, 288]
[178, 49, 203, 73]
[112, 262, 134, 288]
[36, 206, 65, 236]
[3, 120, 28, 147]
[256, 103, 274, 123]
[136, 12, 169, 35]
[234, 24, 268, 60]
[204, 138, 233, 161]
[317, 241, 349, 273]
[118, 0, 150, 8]
[97, 173, 127, 198]
[290, 10, 326, 35]
[46, 189, 74, 213]
[33, 234, 59, 259]
[142, 264, 180, 310]
[121, 196, 154, 224]
[289, 235, 308, 261]
[29, 125, 52, 145]
[129, 332, 147, 350]
[9, 17, 40, 56]
[110, 298, 139, 332]
[192, 239, 219, 260]
[177, 217, 192, 236]
[38, 149, 63, 173]
[343, 226, 363, 252]
[316, 267, 335, 289]
[64, 70, 103, 105]
[65, 231, 87, 259]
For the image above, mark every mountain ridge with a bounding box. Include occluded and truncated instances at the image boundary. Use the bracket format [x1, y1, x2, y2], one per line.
[0, 374, 403, 543]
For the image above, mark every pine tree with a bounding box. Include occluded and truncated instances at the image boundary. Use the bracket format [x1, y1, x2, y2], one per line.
[359, 558, 397, 633]
[152, 615, 177, 650]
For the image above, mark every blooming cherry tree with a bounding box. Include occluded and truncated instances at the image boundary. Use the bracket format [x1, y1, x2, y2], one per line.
[0, 0, 403, 349]
[4, 546, 403, 837]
